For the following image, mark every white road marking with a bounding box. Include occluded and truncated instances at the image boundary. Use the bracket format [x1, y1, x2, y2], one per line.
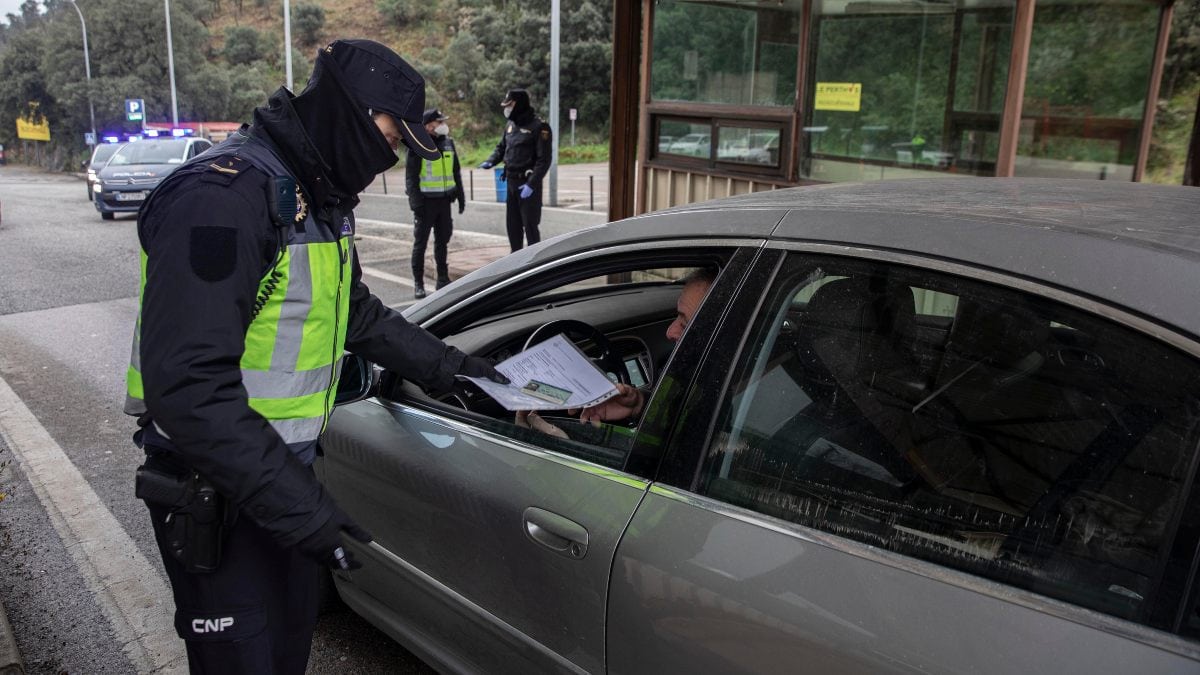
[361, 265, 414, 287]
[0, 375, 186, 673]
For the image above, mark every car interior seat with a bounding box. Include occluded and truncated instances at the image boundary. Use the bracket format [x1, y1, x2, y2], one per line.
[783, 276, 930, 486]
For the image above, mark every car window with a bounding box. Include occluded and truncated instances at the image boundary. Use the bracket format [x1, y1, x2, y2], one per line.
[699, 253, 1200, 631]
[109, 139, 190, 166]
[91, 144, 120, 165]
[385, 251, 740, 473]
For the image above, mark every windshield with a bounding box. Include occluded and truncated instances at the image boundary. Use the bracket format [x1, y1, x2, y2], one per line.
[110, 139, 189, 166]
[91, 144, 121, 165]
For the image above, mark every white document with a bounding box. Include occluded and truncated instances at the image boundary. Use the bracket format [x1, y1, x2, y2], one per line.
[463, 333, 619, 411]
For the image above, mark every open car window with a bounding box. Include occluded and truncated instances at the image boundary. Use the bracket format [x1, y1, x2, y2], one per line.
[379, 248, 742, 474]
[700, 253, 1200, 633]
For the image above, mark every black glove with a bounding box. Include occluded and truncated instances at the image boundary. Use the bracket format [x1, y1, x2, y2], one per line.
[295, 506, 373, 571]
[459, 355, 509, 385]
[458, 199, 465, 215]
[479, 161, 494, 170]
[409, 199, 424, 216]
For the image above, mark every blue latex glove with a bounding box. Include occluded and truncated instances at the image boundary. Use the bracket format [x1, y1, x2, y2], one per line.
[479, 161, 493, 169]
[519, 184, 534, 199]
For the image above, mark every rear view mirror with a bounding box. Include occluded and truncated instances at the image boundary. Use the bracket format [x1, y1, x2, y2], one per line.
[335, 354, 378, 406]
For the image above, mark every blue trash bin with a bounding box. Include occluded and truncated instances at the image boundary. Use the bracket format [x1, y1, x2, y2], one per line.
[494, 167, 507, 203]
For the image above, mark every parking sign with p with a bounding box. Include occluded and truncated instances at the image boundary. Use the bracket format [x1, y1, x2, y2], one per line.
[126, 99, 145, 122]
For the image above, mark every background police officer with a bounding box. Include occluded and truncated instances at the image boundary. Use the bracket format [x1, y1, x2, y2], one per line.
[405, 108, 464, 298]
[125, 39, 506, 673]
[479, 88, 552, 252]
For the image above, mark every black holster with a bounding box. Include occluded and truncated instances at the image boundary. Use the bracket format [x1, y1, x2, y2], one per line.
[135, 463, 231, 574]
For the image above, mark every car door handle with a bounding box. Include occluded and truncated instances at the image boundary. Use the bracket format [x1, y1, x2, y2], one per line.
[522, 507, 589, 560]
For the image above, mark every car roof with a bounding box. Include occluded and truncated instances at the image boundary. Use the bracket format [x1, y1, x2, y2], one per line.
[425, 178, 1200, 342]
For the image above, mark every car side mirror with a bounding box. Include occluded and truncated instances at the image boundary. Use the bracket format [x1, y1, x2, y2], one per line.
[334, 354, 378, 406]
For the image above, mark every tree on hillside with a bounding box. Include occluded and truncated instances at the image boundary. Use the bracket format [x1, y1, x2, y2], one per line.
[293, 3, 324, 47]
[439, 0, 611, 142]
[224, 25, 266, 65]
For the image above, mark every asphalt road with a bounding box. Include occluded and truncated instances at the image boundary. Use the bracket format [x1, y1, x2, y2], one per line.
[0, 163, 604, 673]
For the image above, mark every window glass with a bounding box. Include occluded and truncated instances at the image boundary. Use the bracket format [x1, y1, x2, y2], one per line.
[701, 254, 1200, 628]
[387, 259, 729, 472]
[1015, 0, 1159, 181]
[657, 119, 711, 159]
[802, 0, 1014, 181]
[717, 126, 782, 167]
[651, 0, 800, 107]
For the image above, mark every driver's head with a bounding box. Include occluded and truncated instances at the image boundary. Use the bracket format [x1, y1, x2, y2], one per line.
[666, 268, 717, 342]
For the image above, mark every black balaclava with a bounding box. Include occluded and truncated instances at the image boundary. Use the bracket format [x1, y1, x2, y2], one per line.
[290, 48, 397, 198]
[504, 89, 534, 124]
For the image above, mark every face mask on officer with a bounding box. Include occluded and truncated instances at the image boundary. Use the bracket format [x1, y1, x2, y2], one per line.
[502, 104, 514, 119]
[434, 123, 449, 137]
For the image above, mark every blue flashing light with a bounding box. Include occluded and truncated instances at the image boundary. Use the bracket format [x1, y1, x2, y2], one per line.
[103, 136, 121, 144]
[128, 135, 143, 142]
[145, 129, 160, 137]
[171, 128, 188, 137]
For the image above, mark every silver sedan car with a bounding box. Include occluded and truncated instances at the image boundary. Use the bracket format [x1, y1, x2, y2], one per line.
[321, 178, 1200, 674]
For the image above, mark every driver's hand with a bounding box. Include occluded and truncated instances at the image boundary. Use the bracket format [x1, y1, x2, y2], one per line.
[516, 410, 569, 439]
[578, 384, 644, 425]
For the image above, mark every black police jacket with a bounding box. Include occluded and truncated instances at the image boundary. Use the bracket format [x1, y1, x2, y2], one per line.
[483, 110, 552, 187]
[134, 88, 469, 549]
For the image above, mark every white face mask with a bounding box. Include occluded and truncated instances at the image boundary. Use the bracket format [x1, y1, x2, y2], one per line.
[502, 105, 514, 119]
[434, 123, 449, 137]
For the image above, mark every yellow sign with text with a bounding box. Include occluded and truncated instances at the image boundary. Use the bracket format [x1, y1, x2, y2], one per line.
[16, 116, 51, 141]
[814, 82, 862, 112]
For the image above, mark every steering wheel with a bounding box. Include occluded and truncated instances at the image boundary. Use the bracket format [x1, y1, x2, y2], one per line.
[523, 319, 631, 385]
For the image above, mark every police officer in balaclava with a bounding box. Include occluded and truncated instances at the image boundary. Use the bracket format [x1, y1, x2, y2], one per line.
[479, 88, 553, 252]
[126, 39, 507, 673]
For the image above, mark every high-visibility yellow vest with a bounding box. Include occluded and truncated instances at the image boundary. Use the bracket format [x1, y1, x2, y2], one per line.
[418, 146, 455, 196]
[126, 135, 354, 463]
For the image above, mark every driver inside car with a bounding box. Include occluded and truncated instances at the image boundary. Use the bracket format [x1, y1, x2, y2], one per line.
[516, 267, 716, 438]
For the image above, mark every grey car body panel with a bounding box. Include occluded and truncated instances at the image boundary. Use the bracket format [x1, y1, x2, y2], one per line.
[608, 488, 1200, 675]
[321, 400, 648, 674]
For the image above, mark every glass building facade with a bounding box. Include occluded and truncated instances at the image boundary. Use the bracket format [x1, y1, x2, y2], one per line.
[638, 0, 1172, 212]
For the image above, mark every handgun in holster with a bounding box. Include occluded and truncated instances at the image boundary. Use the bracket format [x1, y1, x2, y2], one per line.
[135, 464, 231, 574]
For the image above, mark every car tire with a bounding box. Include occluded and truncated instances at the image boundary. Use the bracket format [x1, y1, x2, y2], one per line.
[101, 211, 115, 220]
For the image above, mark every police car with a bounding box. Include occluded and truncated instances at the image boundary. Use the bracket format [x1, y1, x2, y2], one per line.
[92, 130, 212, 220]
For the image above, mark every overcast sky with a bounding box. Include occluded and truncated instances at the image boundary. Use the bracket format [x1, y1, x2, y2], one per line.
[1, 0, 37, 24]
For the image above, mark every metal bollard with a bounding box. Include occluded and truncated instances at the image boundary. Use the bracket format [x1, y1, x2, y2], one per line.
[469, 170, 474, 201]
[381, 172, 388, 195]
[589, 175, 594, 211]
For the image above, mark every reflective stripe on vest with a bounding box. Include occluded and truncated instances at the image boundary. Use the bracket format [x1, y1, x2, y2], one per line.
[125, 131, 355, 459]
[419, 148, 455, 195]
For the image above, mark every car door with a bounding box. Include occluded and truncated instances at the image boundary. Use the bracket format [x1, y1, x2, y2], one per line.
[608, 249, 1200, 673]
[320, 245, 760, 673]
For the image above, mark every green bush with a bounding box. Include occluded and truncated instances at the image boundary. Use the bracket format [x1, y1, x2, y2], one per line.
[293, 4, 326, 47]
[377, 0, 427, 26]
[224, 26, 265, 66]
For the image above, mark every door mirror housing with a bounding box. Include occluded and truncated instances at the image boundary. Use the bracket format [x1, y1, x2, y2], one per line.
[335, 354, 378, 406]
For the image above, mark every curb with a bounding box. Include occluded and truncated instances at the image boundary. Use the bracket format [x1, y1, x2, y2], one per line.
[0, 594, 25, 675]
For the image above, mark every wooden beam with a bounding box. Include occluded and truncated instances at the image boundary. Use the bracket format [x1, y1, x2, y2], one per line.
[1134, 3, 1174, 182]
[995, 0, 1035, 177]
[608, 0, 642, 222]
[635, 0, 655, 214]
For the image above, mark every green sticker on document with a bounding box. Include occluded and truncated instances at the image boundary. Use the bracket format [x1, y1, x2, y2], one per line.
[522, 380, 573, 405]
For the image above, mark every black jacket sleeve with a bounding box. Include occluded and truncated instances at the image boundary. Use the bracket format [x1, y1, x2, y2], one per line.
[484, 133, 506, 167]
[530, 122, 553, 187]
[343, 246, 467, 393]
[405, 148, 423, 212]
[138, 169, 338, 549]
[451, 139, 465, 208]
